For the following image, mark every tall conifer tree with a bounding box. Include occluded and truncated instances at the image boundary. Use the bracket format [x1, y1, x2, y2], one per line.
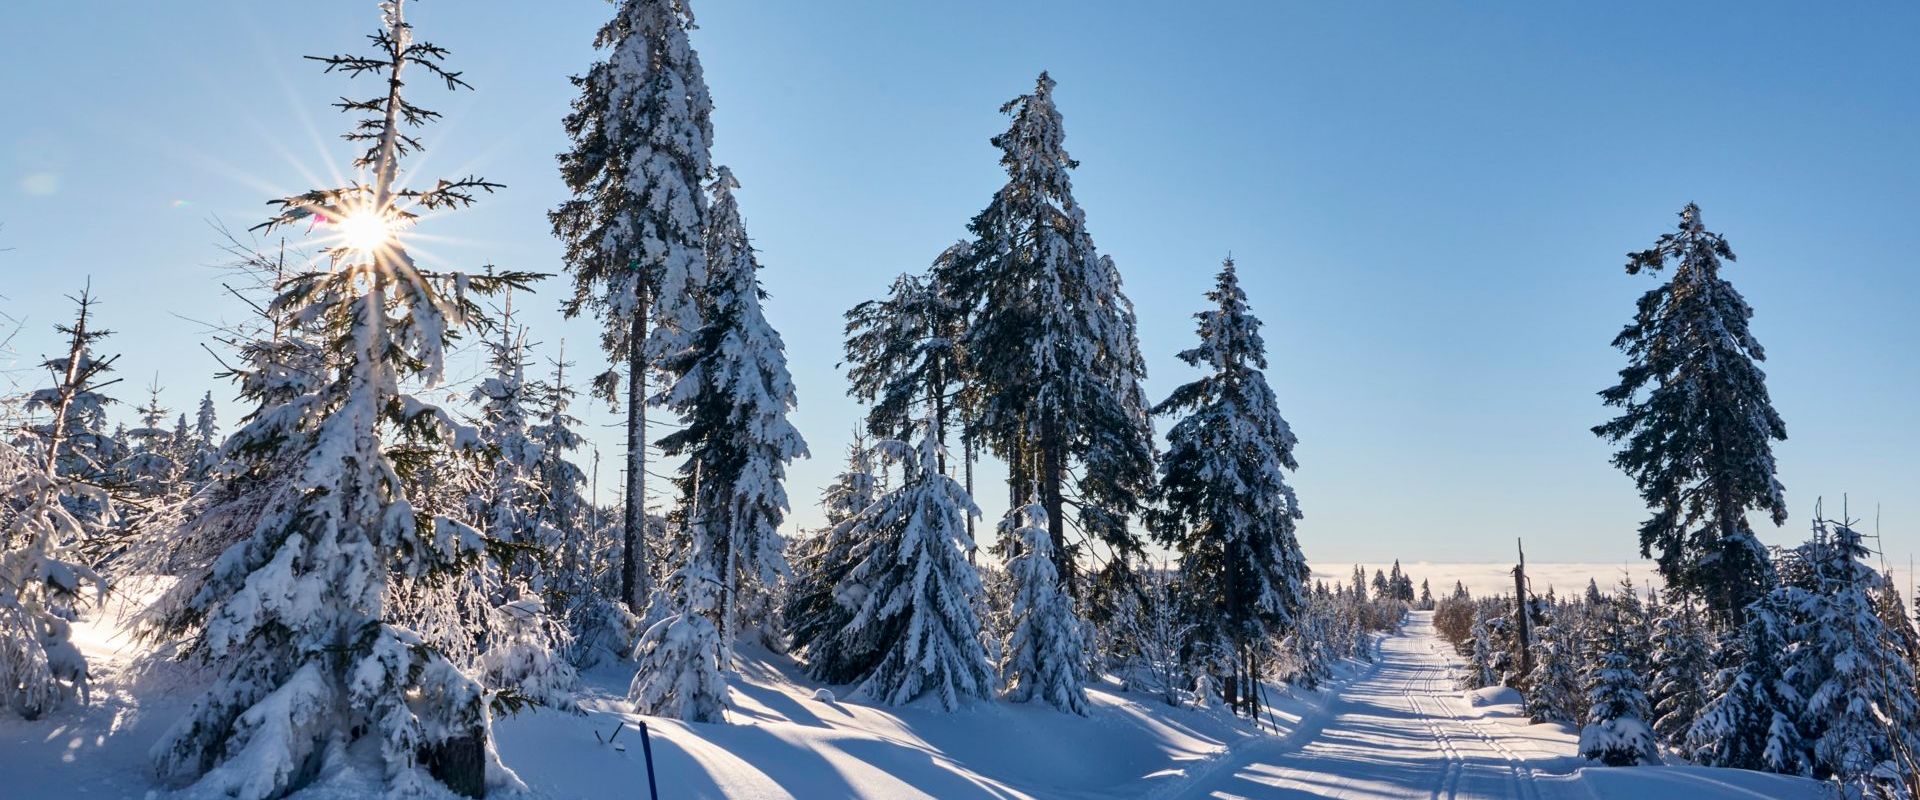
[652, 167, 806, 674]
[1594, 203, 1787, 624]
[1150, 258, 1307, 717]
[937, 72, 1155, 593]
[552, 0, 714, 615]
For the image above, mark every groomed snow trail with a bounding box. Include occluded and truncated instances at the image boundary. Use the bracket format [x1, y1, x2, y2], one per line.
[1170, 611, 1585, 800]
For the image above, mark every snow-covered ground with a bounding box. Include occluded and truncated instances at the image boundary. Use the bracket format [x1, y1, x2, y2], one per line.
[1, 603, 1828, 799]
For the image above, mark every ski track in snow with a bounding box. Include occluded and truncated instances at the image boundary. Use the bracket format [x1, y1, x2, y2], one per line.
[1167, 612, 1663, 800]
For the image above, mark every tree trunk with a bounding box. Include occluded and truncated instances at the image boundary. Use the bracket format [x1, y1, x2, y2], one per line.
[964, 435, 977, 565]
[1041, 424, 1071, 597]
[622, 285, 651, 615]
[1243, 648, 1262, 719]
[1717, 481, 1745, 628]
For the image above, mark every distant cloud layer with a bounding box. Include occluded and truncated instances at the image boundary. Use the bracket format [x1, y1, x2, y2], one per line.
[1312, 562, 1666, 600]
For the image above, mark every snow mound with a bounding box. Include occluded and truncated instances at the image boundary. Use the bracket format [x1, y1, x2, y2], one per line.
[1467, 685, 1523, 707]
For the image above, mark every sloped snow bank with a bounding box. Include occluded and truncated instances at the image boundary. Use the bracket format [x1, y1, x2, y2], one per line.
[495, 647, 1372, 800]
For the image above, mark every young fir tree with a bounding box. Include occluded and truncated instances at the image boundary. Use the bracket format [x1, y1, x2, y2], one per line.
[1789, 515, 1920, 794]
[784, 436, 882, 683]
[653, 167, 806, 663]
[1594, 204, 1787, 625]
[150, 5, 532, 795]
[1467, 611, 1501, 689]
[1687, 597, 1809, 775]
[1526, 623, 1584, 725]
[468, 311, 544, 585]
[628, 518, 727, 722]
[832, 421, 994, 709]
[23, 288, 120, 522]
[533, 347, 628, 666]
[1611, 576, 1655, 673]
[187, 390, 220, 482]
[0, 292, 112, 720]
[935, 72, 1155, 593]
[466, 314, 579, 709]
[1000, 499, 1090, 714]
[1649, 596, 1713, 749]
[116, 377, 181, 499]
[1150, 258, 1307, 718]
[551, 0, 714, 616]
[1580, 642, 1662, 766]
[1419, 579, 1434, 611]
[168, 413, 192, 476]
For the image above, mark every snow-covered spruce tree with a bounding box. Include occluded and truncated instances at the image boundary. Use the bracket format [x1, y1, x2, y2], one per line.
[844, 249, 970, 448]
[1609, 576, 1656, 674]
[1131, 565, 1198, 705]
[469, 316, 541, 571]
[1419, 579, 1434, 611]
[535, 347, 634, 667]
[117, 378, 182, 500]
[551, 0, 714, 617]
[628, 510, 727, 722]
[477, 598, 578, 713]
[1527, 622, 1584, 725]
[935, 72, 1156, 594]
[186, 390, 220, 483]
[1875, 584, 1920, 688]
[1000, 499, 1090, 713]
[1278, 588, 1333, 690]
[1649, 596, 1712, 749]
[653, 167, 806, 663]
[1580, 639, 1662, 766]
[784, 436, 882, 683]
[0, 292, 113, 720]
[22, 290, 121, 539]
[1687, 596, 1809, 775]
[1466, 611, 1501, 689]
[131, 237, 332, 642]
[1788, 515, 1920, 795]
[150, 4, 534, 795]
[1149, 258, 1307, 718]
[828, 421, 994, 708]
[169, 413, 193, 479]
[465, 315, 579, 710]
[1594, 203, 1787, 625]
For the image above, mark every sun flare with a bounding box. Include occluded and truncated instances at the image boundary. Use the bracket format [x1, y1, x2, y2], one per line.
[333, 209, 398, 258]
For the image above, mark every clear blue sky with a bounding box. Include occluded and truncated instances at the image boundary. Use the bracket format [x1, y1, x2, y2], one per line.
[3, 1, 1916, 569]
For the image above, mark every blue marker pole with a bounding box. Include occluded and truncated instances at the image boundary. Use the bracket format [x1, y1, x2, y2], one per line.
[638, 721, 660, 800]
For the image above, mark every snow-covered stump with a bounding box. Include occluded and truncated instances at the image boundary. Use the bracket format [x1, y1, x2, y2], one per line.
[424, 733, 487, 798]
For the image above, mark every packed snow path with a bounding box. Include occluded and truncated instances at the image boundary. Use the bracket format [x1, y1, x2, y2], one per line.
[1172, 611, 1586, 800]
